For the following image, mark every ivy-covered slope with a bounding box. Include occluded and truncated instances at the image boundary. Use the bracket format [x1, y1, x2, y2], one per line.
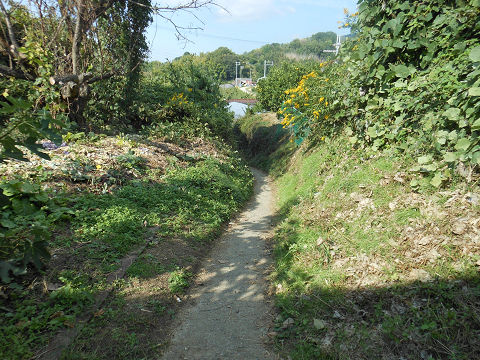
[240, 1, 480, 359]
[268, 0, 480, 187]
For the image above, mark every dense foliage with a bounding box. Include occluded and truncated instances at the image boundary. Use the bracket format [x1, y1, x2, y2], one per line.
[138, 57, 235, 140]
[256, 62, 318, 112]
[172, 32, 337, 82]
[262, 0, 480, 186]
[0, 1, 233, 283]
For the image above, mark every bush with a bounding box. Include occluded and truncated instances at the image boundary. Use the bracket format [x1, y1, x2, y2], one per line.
[135, 58, 235, 141]
[274, 0, 480, 185]
[256, 62, 317, 112]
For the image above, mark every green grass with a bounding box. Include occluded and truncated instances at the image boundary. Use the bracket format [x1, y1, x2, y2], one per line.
[220, 86, 255, 100]
[168, 268, 192, 294]
[236, 118, 480, 359]
[235, 113, 295, 175]
[126, 254, 169, 278]
[0, 143, 253, 359]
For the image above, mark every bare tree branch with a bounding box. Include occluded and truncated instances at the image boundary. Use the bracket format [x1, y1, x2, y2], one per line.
[72, 0, 84, 74]
[0, 0, 22, 59]
[86, 71, 115, 84]
[0, 64, 33, 80]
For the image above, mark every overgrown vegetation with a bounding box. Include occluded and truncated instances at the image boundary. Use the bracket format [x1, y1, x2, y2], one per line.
[271, 1, 480, 184]
[0, 133, 252, 359]
[236, 0, 480, 358]
[220, 86, 255, 100]
[238, 111, 480, 359]
[170, 32, 337, 82]
[0, 1, 255, 358]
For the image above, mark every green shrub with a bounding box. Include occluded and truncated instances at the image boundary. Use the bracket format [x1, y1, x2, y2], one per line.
[256, 62, 317, 112]
[273, 0, 480, 184]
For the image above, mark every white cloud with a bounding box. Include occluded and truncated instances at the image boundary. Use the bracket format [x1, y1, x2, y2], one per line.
[216, 0, 295, 22]
[279, 0, 355, 9]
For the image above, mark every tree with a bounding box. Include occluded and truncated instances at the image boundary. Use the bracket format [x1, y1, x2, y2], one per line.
[205, 47, 238, 81]
[0, 0, 220, 128]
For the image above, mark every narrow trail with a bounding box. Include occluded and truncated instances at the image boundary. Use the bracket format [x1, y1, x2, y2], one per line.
[161, 168, 275, 360]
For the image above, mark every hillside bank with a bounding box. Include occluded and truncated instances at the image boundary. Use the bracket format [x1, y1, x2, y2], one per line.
[236, 112, 480, 359]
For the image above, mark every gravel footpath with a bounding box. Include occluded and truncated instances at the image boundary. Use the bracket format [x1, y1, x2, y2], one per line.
[161, 168, 275, 360]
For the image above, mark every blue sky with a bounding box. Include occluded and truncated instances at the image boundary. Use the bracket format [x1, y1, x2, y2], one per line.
[147, 0, 358, 61]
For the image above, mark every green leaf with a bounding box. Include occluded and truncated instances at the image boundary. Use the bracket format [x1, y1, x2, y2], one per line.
[418, 155, 433, 164]
[392, 39, 405, 48]
[455, 138, 471, 152]
[472, 151, 480, 165]
[392, 64, 411, 78]
[430, 173, 443, 188]
[472, 119, 480, 131]
[469, 46, 480, 62]
[443, 152, 457, 162]
[20, 182, 37, 194]
[0, 218, 16, 228]
[443, 107, 461, 120]
[11, 198, 37, 215]
[448, 131, 458, 141]
[366, 126, 378, 139]
[469, 87, 480, 96]
[423, 163, 437, 172]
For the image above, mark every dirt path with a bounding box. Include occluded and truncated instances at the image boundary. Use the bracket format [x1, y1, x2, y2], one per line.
[161, 168, 275, 360]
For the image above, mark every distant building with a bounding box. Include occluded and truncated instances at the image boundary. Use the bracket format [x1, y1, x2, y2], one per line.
[236, 78, 254, 87]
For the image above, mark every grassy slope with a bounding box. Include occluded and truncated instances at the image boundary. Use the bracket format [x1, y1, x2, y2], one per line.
[0, 134, 253, 359]
[238, 113, 480, 360]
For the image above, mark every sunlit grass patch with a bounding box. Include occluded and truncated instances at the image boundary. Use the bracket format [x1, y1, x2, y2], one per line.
[266, 134, 480, 359]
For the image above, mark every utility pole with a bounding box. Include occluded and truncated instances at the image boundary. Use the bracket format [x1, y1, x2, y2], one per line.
[323, 34, 342, 56]
[264, 60, 274, 78]
[235, 61, 241, 87]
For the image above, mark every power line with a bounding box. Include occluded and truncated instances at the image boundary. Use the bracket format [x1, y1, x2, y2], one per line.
[154, 25, 269, 45]
[194, 32, 269, 44]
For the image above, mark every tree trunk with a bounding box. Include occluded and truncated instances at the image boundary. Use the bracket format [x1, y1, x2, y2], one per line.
[68, 83, 90, 129]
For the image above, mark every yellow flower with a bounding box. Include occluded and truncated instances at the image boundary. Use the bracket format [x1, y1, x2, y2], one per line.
[319, 97, 324, 102]
[324, 115, 329, 120]
[325, 101, 329, 106]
